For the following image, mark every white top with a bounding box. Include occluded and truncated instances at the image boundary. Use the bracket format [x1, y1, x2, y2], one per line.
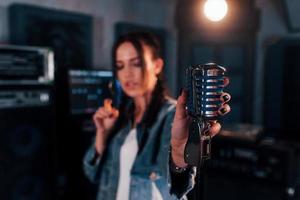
[115, 128, 163, 200]
[116, 128, 138, 200]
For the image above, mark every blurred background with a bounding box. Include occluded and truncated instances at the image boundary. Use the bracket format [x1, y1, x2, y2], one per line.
[0, 0, 300, 199]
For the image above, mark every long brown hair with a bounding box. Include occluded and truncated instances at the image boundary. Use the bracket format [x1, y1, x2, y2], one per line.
[111, 32, 166, 131]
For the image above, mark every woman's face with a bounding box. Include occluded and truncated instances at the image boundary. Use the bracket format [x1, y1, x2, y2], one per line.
[115, 42, 162, 98]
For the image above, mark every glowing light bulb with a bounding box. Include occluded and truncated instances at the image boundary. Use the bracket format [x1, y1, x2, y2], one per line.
[204, 0, 228, 22]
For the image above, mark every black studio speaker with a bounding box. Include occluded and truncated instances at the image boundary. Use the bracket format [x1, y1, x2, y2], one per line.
[0, 84, 57, 200]
[8, 6, 94, 197]
[9, 3, 93, 70]
[264, 38, 300, 142]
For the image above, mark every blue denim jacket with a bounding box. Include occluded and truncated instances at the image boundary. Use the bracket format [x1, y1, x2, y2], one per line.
[83, 98, 196, 200]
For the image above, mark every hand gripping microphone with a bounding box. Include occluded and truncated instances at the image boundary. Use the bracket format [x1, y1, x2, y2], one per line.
[184, 63, 226, 166]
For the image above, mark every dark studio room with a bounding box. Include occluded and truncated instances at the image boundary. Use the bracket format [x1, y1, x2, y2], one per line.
[0, 0, 300, 199]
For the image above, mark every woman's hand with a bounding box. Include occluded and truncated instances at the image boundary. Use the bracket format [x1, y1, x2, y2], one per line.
[171, 78, 231, 168]
[93, 99, 119, 155]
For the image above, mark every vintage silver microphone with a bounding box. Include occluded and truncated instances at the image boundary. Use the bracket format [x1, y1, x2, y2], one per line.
[184, 63, 226, 166]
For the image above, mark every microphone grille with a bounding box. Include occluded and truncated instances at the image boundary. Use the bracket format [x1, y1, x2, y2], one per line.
[186, 63, 226, 120]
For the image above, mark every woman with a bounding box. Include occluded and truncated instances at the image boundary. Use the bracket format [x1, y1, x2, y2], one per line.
[83, 32, 230, 200]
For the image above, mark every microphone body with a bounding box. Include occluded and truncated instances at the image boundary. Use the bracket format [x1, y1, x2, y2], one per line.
[184, 63, 226, 166]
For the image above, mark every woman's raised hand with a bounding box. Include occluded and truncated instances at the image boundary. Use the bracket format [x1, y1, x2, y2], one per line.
[93, 99, 119, 154]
